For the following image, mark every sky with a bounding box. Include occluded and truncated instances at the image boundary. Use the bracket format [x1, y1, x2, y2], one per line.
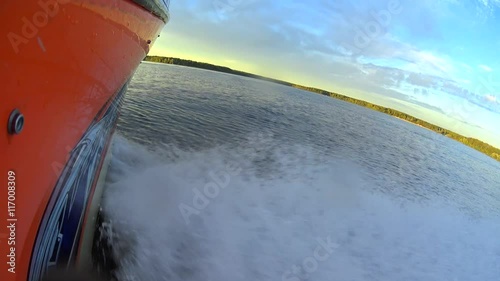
[149, 0, 500, 148]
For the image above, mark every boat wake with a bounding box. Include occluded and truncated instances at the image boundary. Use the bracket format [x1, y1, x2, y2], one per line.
[99, 134, 500, 281]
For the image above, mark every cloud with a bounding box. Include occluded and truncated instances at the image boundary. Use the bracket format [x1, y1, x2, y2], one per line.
[479, 64, 493, 72]
[485, 94, 497, 102]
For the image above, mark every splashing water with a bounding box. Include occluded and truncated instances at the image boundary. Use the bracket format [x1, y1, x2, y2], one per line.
[99, 134, 500, 281]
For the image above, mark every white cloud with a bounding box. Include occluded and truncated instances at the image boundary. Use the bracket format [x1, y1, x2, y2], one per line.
[478, 0, 500, 7]
[485, 94, 497, 102]
[412, 50, 455, 75]
[479, 64, 493, 72]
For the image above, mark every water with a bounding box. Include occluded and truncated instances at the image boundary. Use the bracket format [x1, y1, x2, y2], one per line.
[101, 62, 500, 281]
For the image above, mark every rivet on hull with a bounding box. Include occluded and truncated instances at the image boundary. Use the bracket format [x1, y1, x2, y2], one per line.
[7, 109, 24, 135]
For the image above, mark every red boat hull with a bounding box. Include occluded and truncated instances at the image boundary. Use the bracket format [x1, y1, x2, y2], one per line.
[0, 1, 166, 280]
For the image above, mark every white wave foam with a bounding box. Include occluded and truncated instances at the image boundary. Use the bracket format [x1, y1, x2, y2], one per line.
[101, 134, 500, 281]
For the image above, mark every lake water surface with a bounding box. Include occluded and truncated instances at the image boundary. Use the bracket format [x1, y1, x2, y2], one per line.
[102, 62, 500, 281]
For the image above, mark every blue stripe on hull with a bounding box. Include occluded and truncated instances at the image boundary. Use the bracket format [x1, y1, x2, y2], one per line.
[28, 82, 128, 281]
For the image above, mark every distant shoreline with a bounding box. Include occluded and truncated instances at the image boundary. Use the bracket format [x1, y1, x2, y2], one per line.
[143, 56, 500, 162]
[394, 117, 432, 131]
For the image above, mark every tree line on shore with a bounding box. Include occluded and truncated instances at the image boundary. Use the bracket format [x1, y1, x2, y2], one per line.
[144, 56, 500, 162]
